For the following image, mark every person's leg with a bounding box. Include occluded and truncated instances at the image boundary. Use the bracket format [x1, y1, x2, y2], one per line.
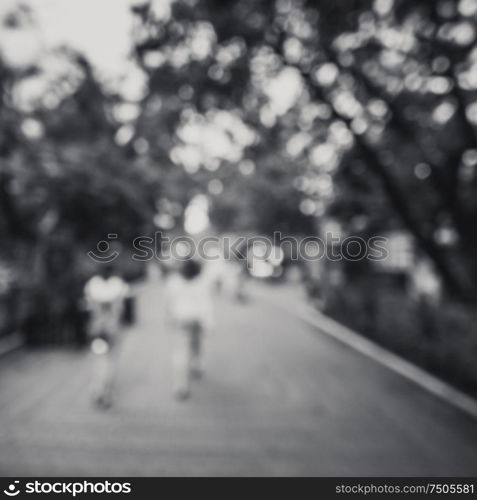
[235, 269, 248, 303]
[90, 337, 115, 408]
[189, 322, 204, 379]
[172, 329, 191, 399]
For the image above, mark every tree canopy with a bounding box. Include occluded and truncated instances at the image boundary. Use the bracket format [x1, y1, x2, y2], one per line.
[0, 0, 477, 314]
[130, 0, 477, 299]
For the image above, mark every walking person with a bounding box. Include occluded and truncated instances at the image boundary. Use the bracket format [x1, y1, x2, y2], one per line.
[164, 259, 214, 400]
[84, 264, 129, 409]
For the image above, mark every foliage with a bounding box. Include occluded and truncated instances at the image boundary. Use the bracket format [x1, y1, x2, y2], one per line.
[1, 0, 477, 345]
[132, 0, 477, 299]
[0, 7, 159, 341]
[323, 281, 477, 397]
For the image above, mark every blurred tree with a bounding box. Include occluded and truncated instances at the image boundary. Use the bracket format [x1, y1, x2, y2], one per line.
[1, 0, 476, 345]
[132, 0, 477, 300]
[131, 0, 315, 236]
[0, 5, 159, 342]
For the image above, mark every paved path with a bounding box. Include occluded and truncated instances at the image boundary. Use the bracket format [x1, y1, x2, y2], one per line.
[1, 280, 477, 476]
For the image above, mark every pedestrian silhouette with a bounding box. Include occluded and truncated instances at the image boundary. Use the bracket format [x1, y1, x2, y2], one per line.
[84, 264, 129, 409]
[164, 259, 214, 400]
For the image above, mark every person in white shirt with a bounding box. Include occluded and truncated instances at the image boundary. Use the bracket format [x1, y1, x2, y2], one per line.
[84, 265, 129, 408]
[164, 259, 214, 400]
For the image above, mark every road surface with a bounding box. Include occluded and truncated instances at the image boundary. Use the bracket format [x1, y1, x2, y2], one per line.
[1, 280, 477, 476]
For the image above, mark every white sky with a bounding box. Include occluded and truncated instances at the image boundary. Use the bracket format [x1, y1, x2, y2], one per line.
[1, 0, 134, 78]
